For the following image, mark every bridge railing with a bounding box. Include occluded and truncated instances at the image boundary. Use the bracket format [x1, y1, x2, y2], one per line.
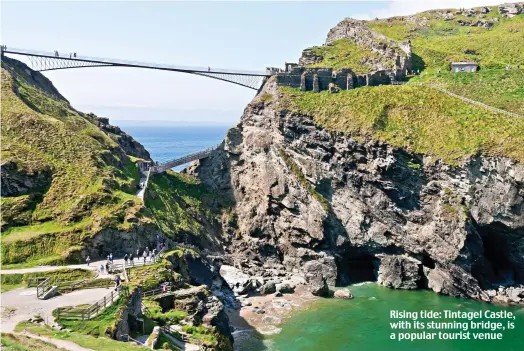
[4, 47, 268, 76]
[153, 144, 221, 173]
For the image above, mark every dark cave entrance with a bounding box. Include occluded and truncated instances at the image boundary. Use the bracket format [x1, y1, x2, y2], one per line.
[337, 252, 377, 285]
[472, 222, 523, 287]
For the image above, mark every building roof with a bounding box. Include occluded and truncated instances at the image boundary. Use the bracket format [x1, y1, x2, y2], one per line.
[450, 62, 478, 65]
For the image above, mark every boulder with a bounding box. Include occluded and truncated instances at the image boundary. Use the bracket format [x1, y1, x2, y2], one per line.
[334, 289, 353, 299]
[276, 283, 295, 294]
[376, 255, 421, 289]
[303, 258, 337, 296]
[260, 281, 276, 295]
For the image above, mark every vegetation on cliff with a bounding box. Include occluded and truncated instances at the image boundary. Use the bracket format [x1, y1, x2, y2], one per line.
[279, 85, 524, 165]
[0, 59, 153, 267]
[1, 332, 69, 351]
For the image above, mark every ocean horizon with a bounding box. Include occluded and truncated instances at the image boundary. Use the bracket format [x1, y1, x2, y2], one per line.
[120, 125, 230, 171]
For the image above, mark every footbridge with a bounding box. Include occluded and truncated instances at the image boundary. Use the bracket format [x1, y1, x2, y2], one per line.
[2, 47, 271, 90]
[152, 144, 220, 173]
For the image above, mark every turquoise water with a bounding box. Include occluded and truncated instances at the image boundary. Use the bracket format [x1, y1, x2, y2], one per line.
[260, 284, 524, 351]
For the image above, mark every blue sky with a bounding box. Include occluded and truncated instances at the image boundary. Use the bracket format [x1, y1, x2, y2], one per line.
[1, 0, 500, 126]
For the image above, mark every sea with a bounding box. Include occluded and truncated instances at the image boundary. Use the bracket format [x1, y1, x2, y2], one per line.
[120, 125, 229, 171]
[122, 125, 524, 351]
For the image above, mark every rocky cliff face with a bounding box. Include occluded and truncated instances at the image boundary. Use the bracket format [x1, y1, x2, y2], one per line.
[189, 79, 524, 304]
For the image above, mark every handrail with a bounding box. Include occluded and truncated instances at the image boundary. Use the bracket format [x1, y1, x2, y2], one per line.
[4, 47, 269, 76]
[56, 286, 128, 320]
[153, 144, 220, 173]
[36, 278, 51, 299]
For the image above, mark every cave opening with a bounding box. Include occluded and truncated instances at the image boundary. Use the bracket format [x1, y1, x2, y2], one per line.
[473, 222, 522, 287]
[337, 252, 377, 285]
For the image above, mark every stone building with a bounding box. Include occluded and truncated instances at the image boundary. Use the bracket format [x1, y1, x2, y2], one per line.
[275, 64, 402, 93]
[450, 62, 478, 72]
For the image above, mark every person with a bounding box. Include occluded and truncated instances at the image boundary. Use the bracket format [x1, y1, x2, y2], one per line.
[136, 248, 139, 257]
[152, 249, 156, 262]
[114, 275, 121, 291]
[143, 250, 147, 264]
[145, 247, 149, 256]
[130, 253, 134, 266]
[208, 66, 210, 72]
[69, 53, 72, 58]
[124, 254, 128, 265]
[73, 52, 77, 58]
[100, 264, 105, 274]
[106, 261, 110, 273]
[109, 253, 113, 262]
[86, 255, 91, 266]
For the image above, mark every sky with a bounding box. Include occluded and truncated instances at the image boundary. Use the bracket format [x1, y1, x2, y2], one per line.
[1, 0, 503, 126]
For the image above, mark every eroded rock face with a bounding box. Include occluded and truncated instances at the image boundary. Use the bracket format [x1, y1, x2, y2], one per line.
[189, 80, 524, 303]
[376, 255, 421, 289]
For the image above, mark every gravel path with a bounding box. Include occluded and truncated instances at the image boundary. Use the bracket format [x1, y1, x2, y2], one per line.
[0, 258, 127, 275]
[18, 331, 95, 351]
[0, 287, 112, 332]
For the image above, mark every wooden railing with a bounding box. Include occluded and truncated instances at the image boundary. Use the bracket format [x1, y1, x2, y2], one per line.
[142, 285, 176, 299]
[56, 286, 128, 320]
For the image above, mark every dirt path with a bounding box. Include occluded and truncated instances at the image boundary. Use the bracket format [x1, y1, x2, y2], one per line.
[0, 258, 127, 275]
[17, 331, 94, 351]
[0, 287, 112, 332]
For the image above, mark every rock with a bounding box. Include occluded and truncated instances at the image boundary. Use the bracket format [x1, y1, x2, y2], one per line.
[376, 255, 421, 290]
[499, 3, 523, 18]
[334, 289, 353, 299]
[303, 258, 337, 296]
[425, 266, 490, 302]
[508, 287, 524, 303]
[260, 281, 276, 295]
[255, 309, 266, 315]
[480, 6, 490, 14]
[274, 291, 283, 297]
[219, 265, 254, 294]
[276, 283, 295, 294]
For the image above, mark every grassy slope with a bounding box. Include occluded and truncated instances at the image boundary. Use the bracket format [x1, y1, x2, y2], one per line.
[0, 333, 69, 351]
[1, 63, 144, 266]
[145, 171, 226, 244]
[0, 268, 95, 293]
[368, 10, 524, 113]
[279, 85, 524, 165]
[14, 322, 143, 351]
[307, 39, 391, 74]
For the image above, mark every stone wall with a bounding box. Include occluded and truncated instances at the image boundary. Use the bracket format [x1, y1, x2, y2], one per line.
[275, 66, 401, 92]
[111, 287, 143, 341]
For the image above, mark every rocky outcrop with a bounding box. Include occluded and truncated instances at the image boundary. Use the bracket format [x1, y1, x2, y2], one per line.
[0, 160, 51, 197]
[189, 79, 524, 304]
[498, 3, 523, 17]
[376, 255, 421, 289]
[323, 18, 412, 73]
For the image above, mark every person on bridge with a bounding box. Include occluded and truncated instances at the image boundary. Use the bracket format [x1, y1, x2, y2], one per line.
[208, 66, 211, 72]
[86, 255, 91, 266]
[74, 52, 77, 58]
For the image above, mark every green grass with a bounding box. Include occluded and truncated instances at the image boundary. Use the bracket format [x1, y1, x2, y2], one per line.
[52, 293, 127, 337]
[410, 69, 524, 115]
[143, 300, 187, 325]
[145, 171, 226, 242]
[181, 325, 217, 345]
[1, 58, 148, 265]
[368, 11, 523, 70]
[0, 268, 96, 293]
[0, 333, 69, 351]
[14, 322, 144, 351]
[307, 39, 392, 74]
[279, 85, 524, 165]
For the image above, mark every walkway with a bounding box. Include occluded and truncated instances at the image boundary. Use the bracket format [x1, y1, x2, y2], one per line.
[0, 287, 111, 332]
[0, 256, 159, 275]
[3, 47, 269, 90]
[153, 144, 220, 173]
[18, 331, 94, 351]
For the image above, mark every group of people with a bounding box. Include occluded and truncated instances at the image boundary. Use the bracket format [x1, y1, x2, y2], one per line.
[85, 242, 166, 273]
[1, 45, 6, 52]
[53, 50, 77, 58]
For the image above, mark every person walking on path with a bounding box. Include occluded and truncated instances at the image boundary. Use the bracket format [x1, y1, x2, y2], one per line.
[114, 275, 121, 291]
[130, 253, 134, 266]
[124, 254, 128, 266]
[86, 256, 91, 266]
[109, 253, 113, 262]
[143, 250, 147, 264]
[100, 264, 105, 274]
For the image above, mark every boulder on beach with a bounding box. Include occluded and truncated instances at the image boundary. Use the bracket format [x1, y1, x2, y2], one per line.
[334, 289, 353, 299]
